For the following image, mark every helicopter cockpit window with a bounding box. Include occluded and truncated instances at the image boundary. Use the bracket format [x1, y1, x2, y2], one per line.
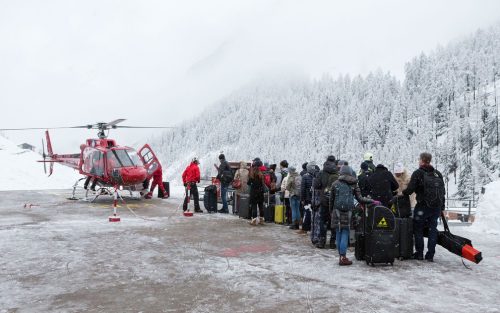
[108, 149, 141, 168]
[126, 149, 143, 166]
[87, 151, 104, 176]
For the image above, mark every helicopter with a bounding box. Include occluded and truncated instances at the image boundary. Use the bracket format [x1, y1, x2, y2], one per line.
[1, 119, 172, 202]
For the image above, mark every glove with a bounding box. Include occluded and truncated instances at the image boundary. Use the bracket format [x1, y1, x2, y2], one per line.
[372, 200, 382, 206]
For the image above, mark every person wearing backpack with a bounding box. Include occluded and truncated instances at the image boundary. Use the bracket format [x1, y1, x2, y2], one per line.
[367, 164, 399, 207]
[330, 165, 377, 266]
[403, 152, 445, 262]
[286, 167, 302, 229]
[216, 154, 233, 214]
[313, 155, 338, 249]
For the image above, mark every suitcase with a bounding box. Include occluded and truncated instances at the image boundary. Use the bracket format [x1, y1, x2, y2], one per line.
[394, 217, 414, 260]
[204, 185, 218, 213]
[274, 204, 285, 224]
[310, 209, 321, 244]
[302, 207, 312, 231]
[355, 233, 365, 261]
[237, 194, 251, 219]
[264, 194, 275, 222]
[391, 195, 412, 218]
[157, 182, 170, 198]
[364, 205, 396, 266]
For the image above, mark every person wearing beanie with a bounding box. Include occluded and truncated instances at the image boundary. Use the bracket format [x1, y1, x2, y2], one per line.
[215, 153, 233, 213]
[300, 162, 308, 177]
[313, 155, 339, 249]
[367, 164, 399, 207]
[285, 166, 302, 229]
[330, 165, 377, 266]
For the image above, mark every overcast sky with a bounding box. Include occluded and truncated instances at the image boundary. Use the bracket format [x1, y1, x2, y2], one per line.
[1, 0, 500, 151]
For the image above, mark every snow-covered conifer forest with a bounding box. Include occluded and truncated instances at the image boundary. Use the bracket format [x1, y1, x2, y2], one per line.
[154, 24, 500, 199]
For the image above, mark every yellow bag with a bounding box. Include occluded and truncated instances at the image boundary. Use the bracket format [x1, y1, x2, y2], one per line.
[274, 204, 285, 224]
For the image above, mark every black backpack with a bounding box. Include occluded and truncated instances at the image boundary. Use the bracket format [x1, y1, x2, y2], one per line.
[423, 170, 445, 208]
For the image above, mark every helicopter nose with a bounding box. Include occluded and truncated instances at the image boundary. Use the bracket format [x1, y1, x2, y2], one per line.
[120, 167, 148, 185]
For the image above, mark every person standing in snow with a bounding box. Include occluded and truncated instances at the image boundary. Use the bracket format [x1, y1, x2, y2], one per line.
[279, 160, 291, 224]
[367, 164, 399, 207]
[357, 162, 372, 197]
[215, 154, 233, 214]
[300, 162, 308, 177]
[330, 165, 377, 266]
[182, 158, 202, 212]
[313, 155, 339, 249]
[233, 161, 250, 195]
[299, 161, 318, 234]
[248, 164, 266, 225]
[403, 152, 445, 262]
[393, 162, 416, 208]
[285, 166, 302, 229]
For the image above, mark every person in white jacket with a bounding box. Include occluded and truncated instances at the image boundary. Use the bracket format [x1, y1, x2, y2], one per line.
[279, 160, 291, 225]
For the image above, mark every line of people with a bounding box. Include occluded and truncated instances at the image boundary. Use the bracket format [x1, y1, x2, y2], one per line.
[179, 151, 445, 266]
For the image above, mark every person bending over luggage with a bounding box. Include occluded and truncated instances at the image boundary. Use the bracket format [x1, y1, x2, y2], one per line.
[403, 152, 445, 262]
[182, 157, 202, 213]
[215, 154, 233, 214]
[367, 164, 399, 207]
[146, 164, 169, 199]
[248, 165, 266, 226]
[330, 165, 377, 266]
[313, 155, 338, 249]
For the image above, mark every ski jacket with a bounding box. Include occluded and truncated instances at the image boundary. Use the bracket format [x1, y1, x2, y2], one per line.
[330, 175, 373, 230]
[217, 159, 233, 187]
[182, 162, 200, 184]
[403, 165, 445, 210]
[367, 164, 399, 207]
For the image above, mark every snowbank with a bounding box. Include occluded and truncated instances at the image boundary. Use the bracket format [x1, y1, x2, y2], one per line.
[469, 180, 500, 235]
[0, 135, 81, 190]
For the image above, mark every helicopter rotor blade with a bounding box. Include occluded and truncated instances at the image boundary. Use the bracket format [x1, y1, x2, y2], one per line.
[0, 126, 89, 131]
[115, 126, 176, 129]
[104, 119, 126, 129]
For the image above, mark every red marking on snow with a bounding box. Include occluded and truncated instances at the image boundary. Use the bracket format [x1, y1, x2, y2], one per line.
[222, 244, 273, 257]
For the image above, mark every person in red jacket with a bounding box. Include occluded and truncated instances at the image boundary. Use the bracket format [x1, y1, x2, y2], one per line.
[146, 164, 168, 199]
[182, 157, 202, 212]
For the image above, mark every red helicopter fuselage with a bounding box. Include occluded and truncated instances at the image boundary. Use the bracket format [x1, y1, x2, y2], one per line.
[40, 130, 160, 187]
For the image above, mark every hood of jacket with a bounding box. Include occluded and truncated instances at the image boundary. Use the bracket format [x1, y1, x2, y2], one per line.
[419, 164, 435, 172]
[375, 164, 388, 172]
[339, 174, 357, 185]
[323, 161, 337, 175]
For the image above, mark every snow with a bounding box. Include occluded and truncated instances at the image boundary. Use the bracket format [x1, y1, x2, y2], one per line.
[469, 180, 500, 235]
[0, 135, 81, 191]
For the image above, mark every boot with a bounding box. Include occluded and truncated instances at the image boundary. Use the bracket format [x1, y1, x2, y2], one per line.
[249, 218, 257, 226]
[259, 217, 265, 225]
[339, 255, 353, 266]
[315, 241, 325, 249]
[194, 208, 203, 213]
[289, 222, 299, 230]
[145, 192, 152, 199]
[296, 228, 307, 235]
[412, 252, 423, 260]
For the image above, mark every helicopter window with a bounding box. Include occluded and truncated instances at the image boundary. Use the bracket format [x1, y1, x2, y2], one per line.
[108, 149, 139, 167]
[88, 151, 104, 176]
[126, 150, 143, 166]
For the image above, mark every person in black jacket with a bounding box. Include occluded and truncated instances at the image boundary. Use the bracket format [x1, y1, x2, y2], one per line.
[357, 162, 372, 197]
[367, 164, 399, 207]
[298, 162, 318, 234]
[403, 152, 445, 262]
[313, 155, 339, 249]
[216, 154, 233, 214]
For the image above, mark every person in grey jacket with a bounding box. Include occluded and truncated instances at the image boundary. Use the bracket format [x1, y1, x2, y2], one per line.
[216, 154, 233, 214]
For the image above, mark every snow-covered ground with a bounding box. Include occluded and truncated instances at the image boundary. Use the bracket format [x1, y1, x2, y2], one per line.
[469, 180, 500, 235]
[0, 136, 81, 191]
[0, 189, 498, 313]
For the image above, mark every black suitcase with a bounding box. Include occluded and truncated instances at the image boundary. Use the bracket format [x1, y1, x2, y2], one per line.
[391, 195, 412, 218]
[395, 217, 414, 260]
[237, 194, 251, 219]
[364, 205, 396, 266]
[158, 182, 170, 198]
[204, 185, 218, 213]
[264, 193, 275, 222]
[355, 233, 365, 261]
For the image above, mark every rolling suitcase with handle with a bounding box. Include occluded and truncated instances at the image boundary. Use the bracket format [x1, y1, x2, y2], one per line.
[237, 193, 251, 219]
[364, 205, 396, 266]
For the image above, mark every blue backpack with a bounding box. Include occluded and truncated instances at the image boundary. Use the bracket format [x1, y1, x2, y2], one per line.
[333, 181, 355, 212]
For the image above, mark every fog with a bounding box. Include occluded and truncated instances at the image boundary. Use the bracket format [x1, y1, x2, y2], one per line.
[1, 0, 500, 151]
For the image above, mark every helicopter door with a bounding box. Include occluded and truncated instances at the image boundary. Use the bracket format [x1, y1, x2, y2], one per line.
[138, 144, 160, 178]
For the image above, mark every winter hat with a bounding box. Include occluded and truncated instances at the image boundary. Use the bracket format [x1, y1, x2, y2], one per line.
[360, 162, 369, 171]
[327, 155, 336, 163]
[269, 164, 277, 171]
[289, 166, 297, 173]
[253, 159, 263, 168]
[219, 154, 226, 160]
[340, 165, 354, 176]
[394, 162, 405, 174]
[302, 162, 308, 170]
[280, 160, 289, 168]
[337, 160, 349, 167]
[306, 161, 317, 172]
